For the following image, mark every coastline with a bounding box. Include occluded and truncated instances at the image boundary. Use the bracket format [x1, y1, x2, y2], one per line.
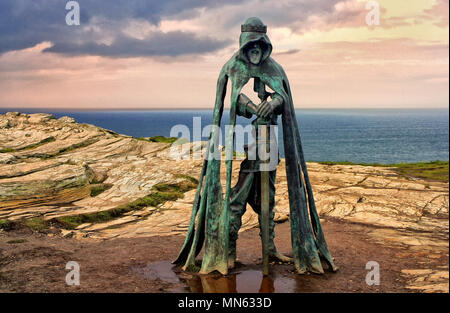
[1, 109, 448, 165]
[0, 112, 448, 293]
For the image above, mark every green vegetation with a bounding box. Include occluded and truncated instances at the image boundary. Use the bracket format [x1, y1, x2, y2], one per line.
[7, 239, 28, 244]
[1, 217, 50, 233]
[23, 218, 48, 232]
[55, 208, 129, 229]
[136, 136, 189, 144]
[174, 174, 199, 185]
[0, 136, 55, 153]
[149, 135, 179, 143]
[318, 160, 381, 166]
[0, 219, 14, 231]
[317, 160, 449, 182]
[1, 175, 198, 233]
[22, 137, 56, 150]
[57, 137, 99, 155]
[37, 137, 100, 160]
[101, 128, 119, 136]
[53, 176, 198, 229]
[389, 161, 448, 182]
[90, 183, 113, 197]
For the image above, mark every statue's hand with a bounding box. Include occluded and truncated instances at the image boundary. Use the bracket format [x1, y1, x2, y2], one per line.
[257, 99, 276, 119]
[257, 95, 284, 119]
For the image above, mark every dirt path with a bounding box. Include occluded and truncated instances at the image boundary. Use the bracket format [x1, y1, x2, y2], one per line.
[2, 218, 443, 293]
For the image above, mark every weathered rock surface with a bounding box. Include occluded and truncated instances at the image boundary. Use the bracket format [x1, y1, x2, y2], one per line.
[0, 112, 448, 292]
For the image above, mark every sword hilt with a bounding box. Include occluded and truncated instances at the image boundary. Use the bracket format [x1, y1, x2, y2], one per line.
[254, 77, 270, 101]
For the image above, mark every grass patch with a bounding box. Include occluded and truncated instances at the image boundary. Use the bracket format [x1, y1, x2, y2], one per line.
[7, 239, 28, 244]
[0, 219, 14, 231]
[391, 161, 448, 182]
[90, 183, 113, 197]
[153, 180, 197, 193]
[38, 137, 99, 160]
[136, 136, 188, 144]
[58, 138, 98, 154]
[318, 160, 382, 166]
[22, 137, 56, 150]
[148, 136, 179, 143]
[53, 176, 198, 229]
[174, 174, 199, 185]
[55, 209, 127, 229]
[317, 160, 449, 182]
[0, 136, 55, 153]
[23, 218, 48, 232]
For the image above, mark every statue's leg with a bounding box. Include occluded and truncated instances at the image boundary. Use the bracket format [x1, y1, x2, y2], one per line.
[229, 170, 254, 268]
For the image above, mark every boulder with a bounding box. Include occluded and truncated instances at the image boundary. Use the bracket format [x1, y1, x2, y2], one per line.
[28, 113, 55, 124]
[58, 116, 76, 123]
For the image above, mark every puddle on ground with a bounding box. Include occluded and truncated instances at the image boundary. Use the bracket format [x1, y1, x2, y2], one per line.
[133, 261, 320, 293]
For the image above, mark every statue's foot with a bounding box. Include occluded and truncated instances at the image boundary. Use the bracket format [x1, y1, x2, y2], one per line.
[294, 260, 324, 275]
[309, 260, 325, 274]
[269, 252, 293, 263]
[295, 264, 307, 275]
[325, 259, 339, 272]
[330, 263, 339, 272]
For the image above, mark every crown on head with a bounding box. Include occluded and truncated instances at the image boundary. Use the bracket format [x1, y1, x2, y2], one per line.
[241, 24, 267, 33]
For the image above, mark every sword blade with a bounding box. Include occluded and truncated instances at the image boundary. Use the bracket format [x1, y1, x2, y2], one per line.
[254, 77, 271, 276]
[260, 135, 270, 275]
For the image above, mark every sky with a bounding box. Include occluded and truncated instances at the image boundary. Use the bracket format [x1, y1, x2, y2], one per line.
[0, 0, 448, 109]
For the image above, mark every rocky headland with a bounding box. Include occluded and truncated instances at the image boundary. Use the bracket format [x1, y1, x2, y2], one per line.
[0, 112, 448, 293]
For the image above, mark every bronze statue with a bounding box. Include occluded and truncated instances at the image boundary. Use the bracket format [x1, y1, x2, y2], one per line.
[174, 17, 338, 275]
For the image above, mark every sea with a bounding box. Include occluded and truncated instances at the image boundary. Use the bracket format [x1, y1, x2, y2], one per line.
[1, 108, 448, 164]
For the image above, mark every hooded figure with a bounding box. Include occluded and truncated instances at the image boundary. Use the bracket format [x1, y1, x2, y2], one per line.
[174, 17, 338, 275]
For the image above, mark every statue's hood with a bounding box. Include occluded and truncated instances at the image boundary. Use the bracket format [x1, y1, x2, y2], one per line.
[239, 17, 272, 64]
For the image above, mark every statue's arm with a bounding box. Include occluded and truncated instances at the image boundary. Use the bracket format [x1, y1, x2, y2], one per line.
[236, 93, 257, 118]
[271, 93, 284, 115]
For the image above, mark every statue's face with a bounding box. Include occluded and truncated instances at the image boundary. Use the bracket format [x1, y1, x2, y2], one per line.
[247, 44, 262, 65]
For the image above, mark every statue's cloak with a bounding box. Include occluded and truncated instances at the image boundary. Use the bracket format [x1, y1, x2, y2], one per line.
[173, 29, 338, 275]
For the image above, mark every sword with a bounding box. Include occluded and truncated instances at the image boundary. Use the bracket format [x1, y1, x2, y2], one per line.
[254, 77, 271, 276]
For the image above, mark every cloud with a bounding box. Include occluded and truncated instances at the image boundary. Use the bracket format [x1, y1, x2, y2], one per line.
[0, 0, 240, 57]
[273, 48, 301, 56]
[43, 31, 231, 57]
[0, 0, 448, 109]
[181, 0, 367, 35]
[2, 0, 448, 59]
[0, 0, 375, 58]
[423, 0, 449, 27]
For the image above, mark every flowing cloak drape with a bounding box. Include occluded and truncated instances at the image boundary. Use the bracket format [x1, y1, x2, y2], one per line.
[173, 40, 338, 276]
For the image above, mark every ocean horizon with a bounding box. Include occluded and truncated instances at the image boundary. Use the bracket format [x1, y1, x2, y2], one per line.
[1, 108, 448, 164]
